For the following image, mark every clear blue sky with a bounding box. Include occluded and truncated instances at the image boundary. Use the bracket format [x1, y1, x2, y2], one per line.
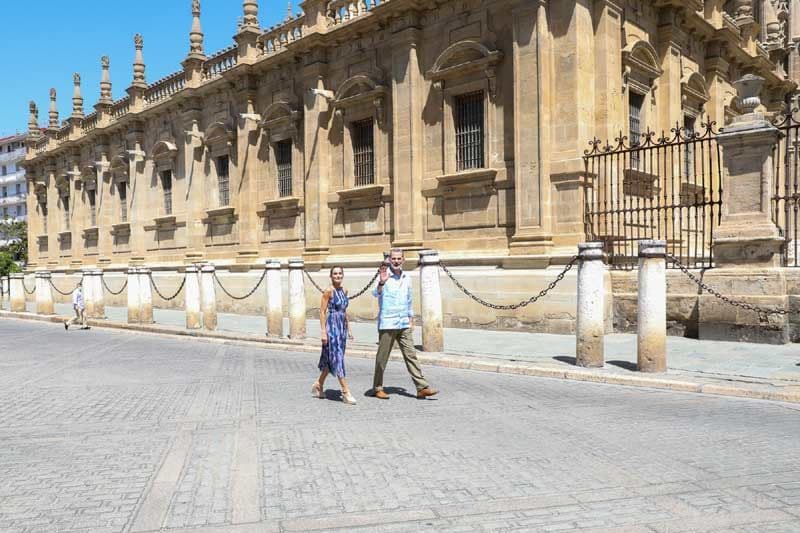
[0, 1, 290, 137]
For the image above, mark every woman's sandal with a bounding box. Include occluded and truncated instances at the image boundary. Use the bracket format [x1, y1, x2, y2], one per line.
[311, 382, 324, 399]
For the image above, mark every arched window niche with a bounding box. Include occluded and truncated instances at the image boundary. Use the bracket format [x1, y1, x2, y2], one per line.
[203, 121, 237, 214]
[331, 73, 389, 203]
[426, 40, 502, 187]
[260, 101, 302, 210]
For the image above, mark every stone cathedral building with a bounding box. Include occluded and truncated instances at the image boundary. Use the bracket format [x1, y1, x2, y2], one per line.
[19, 0, 800, 333]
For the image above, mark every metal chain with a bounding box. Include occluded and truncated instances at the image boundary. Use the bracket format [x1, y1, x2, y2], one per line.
[667, 253, 788, 318]
[213, 269, 266, 301]
[304, 270, 327, 294]
[22, 278, 36, 295]
[49, 278, 80, 296]
[304, 267, 381, 300]
[102, 276, 128, 296]
[149, 273, 187, 301]
[439, 256, 579, 310]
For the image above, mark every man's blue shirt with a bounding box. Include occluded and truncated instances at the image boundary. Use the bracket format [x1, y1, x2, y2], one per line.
[373, 269, 413, 330]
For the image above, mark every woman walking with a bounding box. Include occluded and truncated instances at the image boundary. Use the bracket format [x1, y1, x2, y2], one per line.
[312, 266, 357, 405]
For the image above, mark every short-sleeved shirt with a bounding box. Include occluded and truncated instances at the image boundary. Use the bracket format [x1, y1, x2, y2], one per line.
[72, 288, 84, 310]
[372, 270, 413, 330]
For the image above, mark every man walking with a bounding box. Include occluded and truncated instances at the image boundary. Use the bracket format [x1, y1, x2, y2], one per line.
[371, 248, 438, 400]
[64, 281, 88, 330]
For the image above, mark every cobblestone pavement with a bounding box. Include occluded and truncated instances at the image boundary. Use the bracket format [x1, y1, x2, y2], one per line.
[1, 319, 800, 533]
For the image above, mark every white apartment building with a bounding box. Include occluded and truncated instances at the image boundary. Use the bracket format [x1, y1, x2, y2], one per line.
[0, 133, 27, 246]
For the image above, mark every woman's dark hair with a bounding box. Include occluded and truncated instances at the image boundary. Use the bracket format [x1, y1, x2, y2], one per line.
[329, 265, 344, 277]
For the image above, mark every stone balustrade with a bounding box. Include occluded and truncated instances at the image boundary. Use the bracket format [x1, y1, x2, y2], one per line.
[112, 97, 130, 119]
[144, 71, 186, 106]
[202, 46, 239, 81]
[260, 16, 304, 56]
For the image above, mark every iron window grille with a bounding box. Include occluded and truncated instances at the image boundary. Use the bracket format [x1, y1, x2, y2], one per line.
[118, 182, 127, 222]
[216, 155, 230, 206]
[160, 170, 173, 215]
[62, 194, 70, 230]
[88, 190, 97, 227]
[276, 140, 293, 197]
[455, 91, 485, 171]
[352, 119, 375, 186]
[683, 115, 696, 180]
[629, 92, 644, 169]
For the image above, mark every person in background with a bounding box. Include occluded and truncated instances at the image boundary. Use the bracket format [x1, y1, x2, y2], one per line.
[64, 281, 89, 330]
[312, 266, 357, 405]
[371, 248, 438, 400]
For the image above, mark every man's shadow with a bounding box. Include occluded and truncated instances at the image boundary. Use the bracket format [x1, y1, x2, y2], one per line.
[358, 386, 417, 399]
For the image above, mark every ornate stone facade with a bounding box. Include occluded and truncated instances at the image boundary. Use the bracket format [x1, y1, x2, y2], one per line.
[22, 0, 795, 273]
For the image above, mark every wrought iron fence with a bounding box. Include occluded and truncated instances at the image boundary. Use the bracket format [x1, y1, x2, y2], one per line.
[772, 109, 800, 267]
[583, 121, 723, 269]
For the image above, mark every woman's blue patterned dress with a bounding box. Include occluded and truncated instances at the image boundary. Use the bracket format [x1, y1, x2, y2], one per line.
[318, 287, 349, 378]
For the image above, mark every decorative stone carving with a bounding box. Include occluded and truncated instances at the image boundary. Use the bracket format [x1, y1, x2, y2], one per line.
[133, 34, 146, 86]
[72, 73, 84, 119]
[99, 56, 113, 104]
[189, 0, 205, 56]
[48, 88, 59, 129]
[242, 0, 259, 27]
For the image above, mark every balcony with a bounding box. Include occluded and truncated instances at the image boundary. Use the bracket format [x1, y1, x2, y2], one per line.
[0, 194, 26, 206]
[0, 171, 25, 185]
[0, 149, 25, 165]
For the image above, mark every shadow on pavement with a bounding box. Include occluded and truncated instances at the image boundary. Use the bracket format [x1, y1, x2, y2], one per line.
[608, 360, 638, 371]
[553, 356, 577, 365]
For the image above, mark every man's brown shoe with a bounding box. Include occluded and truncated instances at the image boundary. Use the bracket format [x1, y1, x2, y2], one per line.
[373, 390, 390, 400]
[416, 387, 438, 399]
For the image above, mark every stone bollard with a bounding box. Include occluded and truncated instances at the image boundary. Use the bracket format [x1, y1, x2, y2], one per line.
[185, 265, 202, 329]
[92, 269, 105, 319]
[36, 271, 54, 315]
[637, 240, 667, 373]
[10, 273, 25, 312]
[82, 269, 96, 318]
[138, 268, 154, 324]
[288, 259, 306, 339]
[419, 249, 444, 352]
[576, 242, 606, 367]
[200, 264, 217, 330]
[127, 267, 140, 324]
[265, 259, 282, 337]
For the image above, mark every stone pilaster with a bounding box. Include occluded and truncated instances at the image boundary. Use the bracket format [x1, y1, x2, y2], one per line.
[509, 0, 553, 255]
[656, 9, 686, 134]
[92, 269, 105, 319]
[301, 51, 331, 262]
[637, 240, 666, 373]
[288, 259, 306, 339]
[576, 242, 605, 367]
[389, 13, 424, 250]
[265, 260, 282, 337]
[418, 249, 443, 352]
[700, 75, 789, 343]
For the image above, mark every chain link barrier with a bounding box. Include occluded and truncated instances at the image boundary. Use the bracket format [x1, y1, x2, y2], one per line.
[149, 272, 187, 301]
[667, 253, 788, 319]
[213, 269, 266, 301]
[49, 278, 81, 296]
[304, 267, 381, 300]
[102, 276, 128, 296]
[439, 256, 579, 310]
[22, 277, 36, 295]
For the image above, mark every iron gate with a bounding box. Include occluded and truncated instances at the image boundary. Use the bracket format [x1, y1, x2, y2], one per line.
[583, 121, 723, 269]
[772, 110, 800, 267]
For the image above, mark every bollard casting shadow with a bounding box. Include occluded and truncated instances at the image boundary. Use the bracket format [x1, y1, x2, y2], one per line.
[607, 360, 638, 371]
[553, 356, 577, 365]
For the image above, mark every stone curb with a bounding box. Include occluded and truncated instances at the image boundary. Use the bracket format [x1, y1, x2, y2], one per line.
[2, 309, 798, 405]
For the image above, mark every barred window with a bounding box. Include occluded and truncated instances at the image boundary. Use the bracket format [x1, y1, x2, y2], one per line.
[62, 193, 70, 230]
[118, 182, 127, 223]
[455, 91, 485, 171]
[276, 140, 293, 197]
[160, 170, 173, 215]
[88, 189, 97, 227]
[216, 155, 230, 206]
[683, 115, 696, 180]
[352, 119, 375, 186]
[41, 202, 47, 233]
[629, 92, 644, 168]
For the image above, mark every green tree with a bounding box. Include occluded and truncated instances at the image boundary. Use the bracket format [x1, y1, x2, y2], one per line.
[0, 250, 20, 277]
[0, 219, 27, 265]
